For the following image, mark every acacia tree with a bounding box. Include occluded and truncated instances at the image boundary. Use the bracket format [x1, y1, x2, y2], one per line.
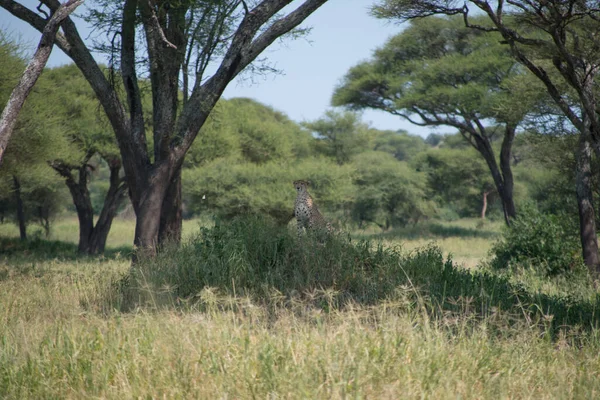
[44, 64, 128, 254]
[0, 62, 77, 241]
[0, 0, 329, 256]
[371, 0, 600, 276]
[333, 16, 545, 226]
[303, 110, 371, 165]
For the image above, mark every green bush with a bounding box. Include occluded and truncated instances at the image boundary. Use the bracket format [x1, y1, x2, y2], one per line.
[182, 158, 354, 224]
[489, 204, 582, 276]
[125, 215, 446, 307]
[121, 216, 600, 333]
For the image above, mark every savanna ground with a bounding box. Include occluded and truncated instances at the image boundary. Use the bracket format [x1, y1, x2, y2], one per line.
[1, 216, 599, 399]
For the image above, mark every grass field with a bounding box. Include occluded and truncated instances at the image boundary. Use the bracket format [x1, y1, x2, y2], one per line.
[0, 215, 503, 267]
[1, 216, 599, 399]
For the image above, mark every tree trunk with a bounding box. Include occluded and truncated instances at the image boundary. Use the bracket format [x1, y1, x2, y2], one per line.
[132, 164, 173, 259]
[158, 166, 183, 245]
[53, 163, 95, 253]
[52, 157, 127, 254]
[88, 159, 128, 254]
[75, 167, 95, 253]
[473, 131, 516, 226]
[12, 175, 26, 241]
[574, 136, 600, 276]
[481, 191, 489, 219]
[499, 125, 517, 223]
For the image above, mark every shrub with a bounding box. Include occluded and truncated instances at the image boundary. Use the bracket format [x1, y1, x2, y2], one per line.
[182, 158, 354, 224]
[125, 215, 446, 308]
[489, 204, 582, 276]
[120, 216, 600, 333]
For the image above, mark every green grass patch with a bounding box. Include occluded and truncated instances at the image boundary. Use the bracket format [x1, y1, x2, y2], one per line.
[2, 217, 600, 398]
[123, 216, 600, 336]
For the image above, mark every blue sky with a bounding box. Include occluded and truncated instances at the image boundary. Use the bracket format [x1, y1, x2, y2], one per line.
[0, 0, 447, 137]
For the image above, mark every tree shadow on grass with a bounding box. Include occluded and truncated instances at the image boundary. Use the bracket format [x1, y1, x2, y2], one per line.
[358, 221, 500, 241]
[0, 237, 132, 264]
[431, 262, 600, 337]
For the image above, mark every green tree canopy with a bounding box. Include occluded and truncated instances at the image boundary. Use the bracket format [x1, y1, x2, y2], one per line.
[0, 35, 77, 239]
[303, 110, 371, 165]
[333, 15, 547, 226]
[352, 151, 432, 229]
[414, 146, 495, 219]
[186, 98, 312, 167]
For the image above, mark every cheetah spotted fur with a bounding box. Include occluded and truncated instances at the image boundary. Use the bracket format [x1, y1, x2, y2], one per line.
[293, 180, 332, 238]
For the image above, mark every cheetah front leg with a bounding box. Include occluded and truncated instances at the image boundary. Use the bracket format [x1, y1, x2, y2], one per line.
[296, 217, 305, 238]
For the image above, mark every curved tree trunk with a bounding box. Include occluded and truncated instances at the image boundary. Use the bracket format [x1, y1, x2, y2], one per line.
[88, 158, 128, 254]
[472, 126, 516, 226]
[481, 191, 489, 219]
[0, 0, 83, 165]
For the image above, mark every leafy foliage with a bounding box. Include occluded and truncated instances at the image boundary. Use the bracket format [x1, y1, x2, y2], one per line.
[126, 215, 448, 306]
[490, 204, 582, 276]
[183, 157, 354, 224]
[414, 146, 496, 218]
[352, 151, 433, 228]
[372, 129, 428, 161]
[303, 110, 370, 165]
[186, 98, 312, 166]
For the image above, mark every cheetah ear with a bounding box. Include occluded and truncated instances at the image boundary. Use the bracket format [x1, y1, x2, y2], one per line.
[307, 180, 311, 186]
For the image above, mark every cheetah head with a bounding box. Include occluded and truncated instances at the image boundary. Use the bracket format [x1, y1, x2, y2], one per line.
[293, 180, 310, 193]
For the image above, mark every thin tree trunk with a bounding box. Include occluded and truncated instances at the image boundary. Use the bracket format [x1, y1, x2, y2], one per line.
[52, 163, 95, 253]
[53, 157, 127, 255]
[474, 133, 516, 226]
[575, 135, 600, 276]
[0, 0, 83, 165]
[74, 166, 95, 253]
[481, 191, 489, 219]
[12, 175, 26, 241]
[88, 158, 128, 254]
[499, 125, 517, 223]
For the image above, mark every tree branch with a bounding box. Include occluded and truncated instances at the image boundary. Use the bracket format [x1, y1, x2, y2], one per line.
[121, 0, 148, 166]
[175, 0, 328, 160]
[235, 0, 329, 76]
[0, 0, 72, 49]
[0, 0, 83, 165]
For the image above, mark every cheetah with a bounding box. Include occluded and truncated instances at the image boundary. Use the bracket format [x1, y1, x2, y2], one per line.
[293, 180, 333, 238]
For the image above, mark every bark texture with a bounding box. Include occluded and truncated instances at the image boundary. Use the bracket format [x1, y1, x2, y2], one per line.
[460, 124, 516, 226]
[575, 136, 600, 276]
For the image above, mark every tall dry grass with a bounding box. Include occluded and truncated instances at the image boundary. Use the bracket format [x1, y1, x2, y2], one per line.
[1, 216, 599, 399]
